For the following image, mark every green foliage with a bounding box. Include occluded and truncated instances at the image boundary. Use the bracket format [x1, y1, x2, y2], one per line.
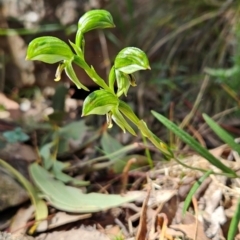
[152, 110, 237, 177]
[183, 170, 213, 215]
[228, 199, 240, 240]
[29, 163, 140, 213]
[100, 131, 124, 161]
[3, 127, 29, 143]
[203, 114, 240, 155]
[0, 159, 48, 233]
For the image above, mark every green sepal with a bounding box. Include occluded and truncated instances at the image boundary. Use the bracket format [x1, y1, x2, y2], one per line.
[114, 47, 150, 74]
[78, 9, 115, 33]
[26, 36, 74, 64]
[82, 90, 119, 116]
[115, 69, 131, 97]
[64, 61, 89, 91]
[112, 108, 136, 136]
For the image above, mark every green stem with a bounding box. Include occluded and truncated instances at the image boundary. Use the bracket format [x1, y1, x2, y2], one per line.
[75, 29, 83, 49]
[142, 133, 154, 168]
[118, 100, 173, 159]
[73, 55, 112, 91]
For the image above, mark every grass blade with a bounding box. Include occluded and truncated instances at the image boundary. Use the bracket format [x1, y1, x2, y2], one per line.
[183, 170, 213, 215]
[203, 113, 240, 155]
[228, 199, 240, 240]
[151, 111, 237, 177]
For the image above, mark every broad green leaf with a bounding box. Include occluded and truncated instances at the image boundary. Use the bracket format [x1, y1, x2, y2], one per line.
[26, 36, 74, 64]
[152, 111, 237, 177]
[228, 199, 240, 240]
[0, 159, 48, 232]
[52, 161, 89, 187]
[115, 47, 150, 74]
[100, 131, 124, 161]
[78, 9, 115, 33]
[203, 114, 240, 155]
[183, 170, 213, 215]
[58, 120, 89, 155]
[58, 120, 88, 140]
[52, 84, 68, 112]
[30, 163, 141, 213]
[40, 142, 54, 170]
[82, 90, 119, 116]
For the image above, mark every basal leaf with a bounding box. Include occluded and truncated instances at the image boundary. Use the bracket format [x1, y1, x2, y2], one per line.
[100, 131, 124, 161]
[30, 163, 141, 213]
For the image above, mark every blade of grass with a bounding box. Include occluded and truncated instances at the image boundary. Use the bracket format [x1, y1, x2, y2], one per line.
[203, 113, 240, 155]
[151, 111, 237, 177]
[227, 199, 240, 240]
[183, 170, 213, 215]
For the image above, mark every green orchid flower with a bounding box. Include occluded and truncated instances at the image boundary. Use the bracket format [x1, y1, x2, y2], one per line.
[26, 36, 89, 90]
[82, 89, 136, 135]
[109, 47, 151, 97]
[26, 36, 74, 64]
[76, 9, 115, 51]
